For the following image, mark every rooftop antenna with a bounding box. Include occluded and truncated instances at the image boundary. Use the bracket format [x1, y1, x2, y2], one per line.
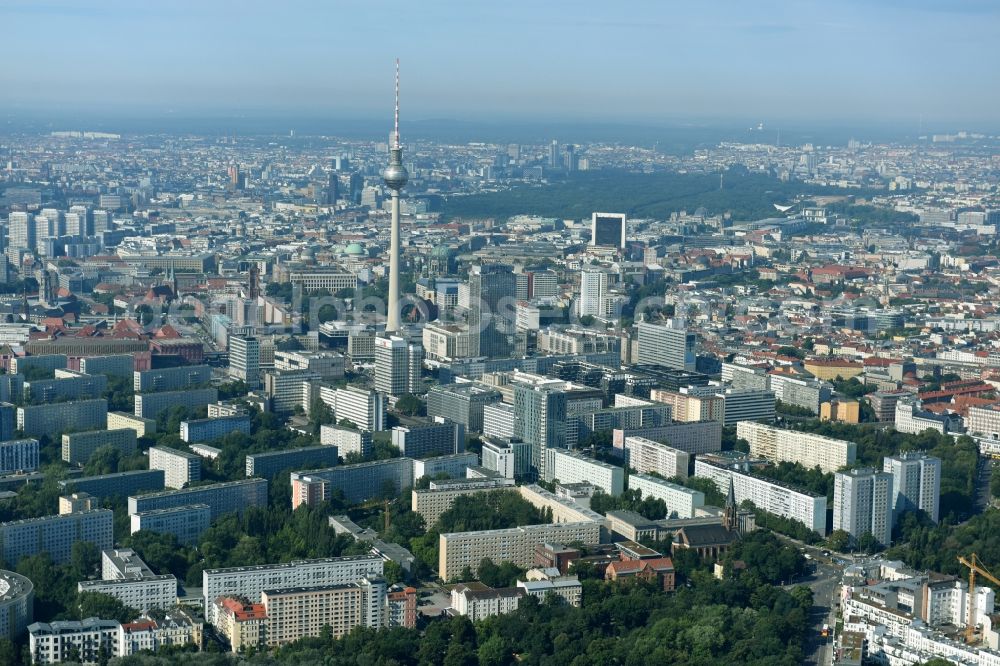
[394, 57, 401, 150]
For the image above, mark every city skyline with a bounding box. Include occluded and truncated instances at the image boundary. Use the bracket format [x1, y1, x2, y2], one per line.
[1, 0, 998, 129]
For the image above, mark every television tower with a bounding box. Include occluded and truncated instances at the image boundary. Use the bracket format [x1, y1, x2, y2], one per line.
[382, 58, 408, 334]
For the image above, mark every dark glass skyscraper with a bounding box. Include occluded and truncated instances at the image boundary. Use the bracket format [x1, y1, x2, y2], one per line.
[468, 264, 517, 359]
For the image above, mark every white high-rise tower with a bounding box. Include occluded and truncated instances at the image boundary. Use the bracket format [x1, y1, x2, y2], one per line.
[381, 59, 408, 334]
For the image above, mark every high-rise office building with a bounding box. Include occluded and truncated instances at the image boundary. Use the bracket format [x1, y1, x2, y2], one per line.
[883, 452, 941, 523]
[374, 336, 422, 396]
[548, 140, 560, 168]
[8, 212, 34, 255]
[578, 269, 608, 318]
[591, 212, 627, 249]
[468, 264, 518, 359]
[637, 319, 696, 371]
[513, 380, 568, 480]
[229, 335, 261, 389]
[833, 468, 894, 546]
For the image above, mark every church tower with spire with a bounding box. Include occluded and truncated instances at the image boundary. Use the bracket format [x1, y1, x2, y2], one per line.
[723, 476, 738, 532]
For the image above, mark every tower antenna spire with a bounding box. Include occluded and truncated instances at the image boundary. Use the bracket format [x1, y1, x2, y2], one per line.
[394, 58, 400, 150]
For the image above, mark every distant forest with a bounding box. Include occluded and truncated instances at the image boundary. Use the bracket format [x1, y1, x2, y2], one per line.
[443, 169, 846, 222]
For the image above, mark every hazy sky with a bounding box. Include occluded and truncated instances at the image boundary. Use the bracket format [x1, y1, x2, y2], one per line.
[2, 0, 998, 128]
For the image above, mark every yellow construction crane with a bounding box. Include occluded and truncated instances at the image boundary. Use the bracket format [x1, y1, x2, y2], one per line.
[957, 553, 1000, 644]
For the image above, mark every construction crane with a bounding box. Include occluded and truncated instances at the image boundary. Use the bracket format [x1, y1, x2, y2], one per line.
[957, 553, 1000, 644]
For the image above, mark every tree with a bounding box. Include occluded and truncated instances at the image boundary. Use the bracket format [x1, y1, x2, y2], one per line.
[826, 529, 850, 553]
[77, 591, 136, 624]
[395, 394, 425, 417]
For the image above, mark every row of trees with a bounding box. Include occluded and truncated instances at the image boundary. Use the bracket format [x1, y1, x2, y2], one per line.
[129, 537, 811, 665]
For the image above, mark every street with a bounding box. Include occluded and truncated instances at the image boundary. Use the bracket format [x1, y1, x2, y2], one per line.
[776, 535, 848, 666]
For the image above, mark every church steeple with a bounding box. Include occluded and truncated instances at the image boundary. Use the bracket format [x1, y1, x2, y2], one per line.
[723, 476, 738, 532]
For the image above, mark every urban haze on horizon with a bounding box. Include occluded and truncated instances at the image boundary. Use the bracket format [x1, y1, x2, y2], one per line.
[0, 2, 999, 666]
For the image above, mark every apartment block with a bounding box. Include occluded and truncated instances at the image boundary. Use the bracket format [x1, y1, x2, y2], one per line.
[29, 619, 120, 665]
[180, 415, 252, 443]
[694, 459, 827, 535]
[290, 459, 413, 507]
[736, 421, 857, 473]
[62, 429, 137, 465]
[628, 474, 705, 519]
[246, 446, 340, 480]
[966, 403, 1000, 440]
[411, 477, 516, 526]
[148, 446, 202, 489]
[483, 402, 516, 439]
[320, 424, 373, 458]
[649, 388, 724, 423]
[202, 555, 383, 626]
[0, 510, 113, 566]
[411, 452, 479, 480]
[59, 470, 165, 500]
[450, 583, 524, 621]
[23, 372, 107, 404]
[438, 521, 602, 581]
[18, 399, 108, 439]
[261, 576, 385, 647]
[883, 452, 941, 523]
[134, 388, 218, 420]
[130, 504, 211, 546]
[107, 412, 157, 437]
[273, 350, 345, 382]
[79, 355, 135, 378]
[134, 365, 212, 393]
[542, 448, 624, 496]
[77, 548, 177, 610]
[426, 383, 503, 433]
[391, 419, 466, 458]
[612, 420, 722, 455]
[480, 438, 532, 479]
[0, 438, 39, 475]
[621, 436, 690, 479]
[128, 479, 268, 521]
[317, 385, 386, 432]
[718, 388, 776, 425]
[834, 467, 894, 546]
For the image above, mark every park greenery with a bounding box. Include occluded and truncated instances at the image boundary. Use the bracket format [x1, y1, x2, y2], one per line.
[98, 531, 812, 666]
[443, 168, 842, 223]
